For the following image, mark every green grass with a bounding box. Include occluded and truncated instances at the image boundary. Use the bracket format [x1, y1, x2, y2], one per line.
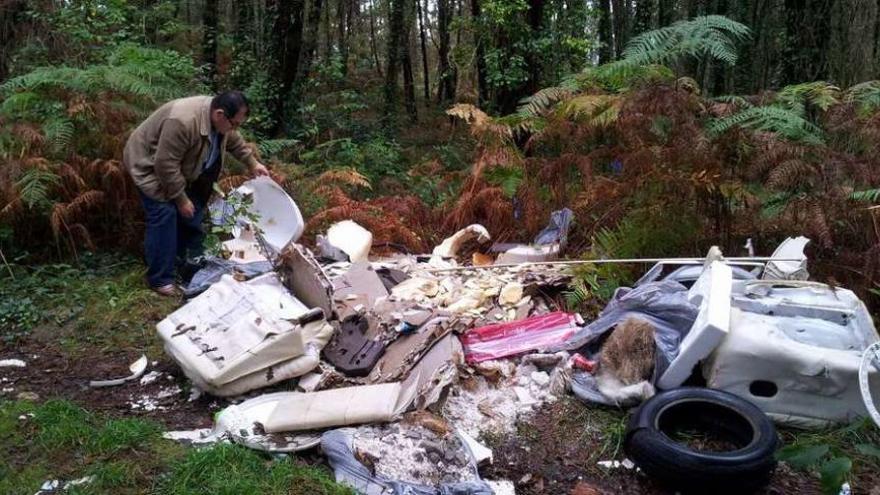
[1, 399, 353, 495]
[0, 251, 176, 356]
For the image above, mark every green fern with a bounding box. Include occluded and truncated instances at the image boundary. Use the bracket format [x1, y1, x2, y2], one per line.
[598, 15, 750, 84]
[776, 81, 840, 113]
[483, 165, 523, 198]
[760, 191, 798, 218]
[707, 105, 824, 144]
[42, 118, 75, 153]
[517, 87, 574, 116]
[257, 139, 300, 158]
[15, 167, 60, 210]
[844, 81, 880, 115]
[851, 188, 880, 203]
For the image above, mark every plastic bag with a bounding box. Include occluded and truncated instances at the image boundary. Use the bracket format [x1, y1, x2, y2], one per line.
[460, 312, 580, 364]
[321, 429, 493, 495]
[534, 208, 574, 246]
[554, 281, 699, 405]
[182, 256, 273, 297]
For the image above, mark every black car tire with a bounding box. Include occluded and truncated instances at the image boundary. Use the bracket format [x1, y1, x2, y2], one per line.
[624, 387, 778, 494]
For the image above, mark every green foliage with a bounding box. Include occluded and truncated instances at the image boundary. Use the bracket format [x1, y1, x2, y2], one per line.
[205, 186, 261, 256]
[851, 188, 880, 203]
[0, 43, 199, 159]
[484, 166, 524, 197]
[777, 420, 880, 495]
[844, 80, 880, 115]
[597, 16, 750, 84]
[301, 137, 406, 189]
[154, 443, 354, 495]
[776, 81, 840, 112]
[707, 105, 825, 144]
[15, 166, 60, 211]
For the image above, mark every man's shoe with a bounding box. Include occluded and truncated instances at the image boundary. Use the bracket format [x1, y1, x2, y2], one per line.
[151, 284, 180, 297]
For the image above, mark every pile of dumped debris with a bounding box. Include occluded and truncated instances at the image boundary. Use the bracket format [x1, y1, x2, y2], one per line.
[125, 179, 880, 494]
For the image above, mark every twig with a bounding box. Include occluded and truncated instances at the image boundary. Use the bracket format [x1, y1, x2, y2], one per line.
[0, 247, 14, 280]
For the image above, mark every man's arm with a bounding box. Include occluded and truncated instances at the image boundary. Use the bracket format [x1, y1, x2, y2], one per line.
[154, 119, 195, 215]
[226, 131, 269, 176]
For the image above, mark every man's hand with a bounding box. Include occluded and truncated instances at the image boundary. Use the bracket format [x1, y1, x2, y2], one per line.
[176, 196, 195, 219]
[252, 162, 270, 177]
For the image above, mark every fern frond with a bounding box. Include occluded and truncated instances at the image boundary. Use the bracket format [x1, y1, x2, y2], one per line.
[707, 106, 824, 144]
[776, 81, 840, 112]
[517, 87, 574, 116]
[618, 15, 751, 69]
[557, 94, 622, 128]
[42, 118, 75, 152]
[844, 80, 880, 114]
[16, 167, 60, 210]
[851, 188, 880, 202]
[317, 168, 372, 190]
[258, 139, 300, 158]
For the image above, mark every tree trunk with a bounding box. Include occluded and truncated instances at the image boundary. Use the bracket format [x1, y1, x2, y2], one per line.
[403, 39, 418, 121]
[300, 0, 325, 81]
[337, 0, 350, 73]
[0, 0, 27, 82]
[633, 0, 656, 36]
[658, 0, 676, 26]
[782, 0, 832, 83]
[437, 0, 455, 101]
[525, 0, 544, 94]
[610, 0, 630, 58]
[368, 0, 384, 77]
[384, 0, 407, 120]
[202, 0, 219, 89]
[417, 0, 431, 102]
[472, 0, 488, 106]
[597, 0, 613, 63]
[270, 0, 306, 136]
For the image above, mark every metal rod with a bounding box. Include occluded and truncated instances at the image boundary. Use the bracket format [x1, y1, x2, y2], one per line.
[423, 257, 802, 273]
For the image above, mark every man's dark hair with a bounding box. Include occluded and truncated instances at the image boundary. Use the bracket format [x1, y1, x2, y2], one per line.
[211, 90, 249, 118]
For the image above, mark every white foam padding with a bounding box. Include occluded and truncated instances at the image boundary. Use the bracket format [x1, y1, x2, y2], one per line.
[658, 261, 732, 389]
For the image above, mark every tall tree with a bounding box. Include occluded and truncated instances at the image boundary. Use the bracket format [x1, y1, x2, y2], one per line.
[610, 0, 631, 58]
[782, 0, 832, 83]
[202, 0, 219, 89]
[436, 0, 456, 101]
[417, 0, 431, 102]
[300, 0, 325, 81]
[597, 0, 614, 63]
[384, 0, 408, 119]
[368, 0, 384, 76]
[270, 0, 306, 135]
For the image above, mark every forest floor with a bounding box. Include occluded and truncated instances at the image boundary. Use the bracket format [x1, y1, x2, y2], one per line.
[0, 253, 874, 494]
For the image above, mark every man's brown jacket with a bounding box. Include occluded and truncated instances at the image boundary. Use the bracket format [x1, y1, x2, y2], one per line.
[123, 95, 258, 202]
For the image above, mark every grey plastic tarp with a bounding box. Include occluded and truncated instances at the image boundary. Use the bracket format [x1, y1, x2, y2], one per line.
[321, 429, 493, 495]
[182, 256, 273, 297]
[534, 208, 574, 246]
[552, 280, 699, 406]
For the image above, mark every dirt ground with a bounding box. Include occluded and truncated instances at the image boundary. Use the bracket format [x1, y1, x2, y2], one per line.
[483, 399, 825, 495]
[3, 334, 831, 495]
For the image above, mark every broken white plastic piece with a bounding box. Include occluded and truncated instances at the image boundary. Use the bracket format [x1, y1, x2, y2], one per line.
[318, 220, 373, 263]
[432, 224, 491, 258]
[495, 243, 560, 264]
[232, 177, 304, 252]
[458, 429, 494, 465]
[89, 355, 148, 388]
[156, 273, 333, 396]
[763, 236, 810, 280]
[0, 359, 26, 368]
[858, 341, 880, 428]
[658, 261, 732, 389]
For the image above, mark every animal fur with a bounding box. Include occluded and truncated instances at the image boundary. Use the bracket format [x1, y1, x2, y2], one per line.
[596, 317, 657, 406]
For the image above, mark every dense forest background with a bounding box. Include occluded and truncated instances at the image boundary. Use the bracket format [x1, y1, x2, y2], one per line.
[1, 0, 879, 305]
